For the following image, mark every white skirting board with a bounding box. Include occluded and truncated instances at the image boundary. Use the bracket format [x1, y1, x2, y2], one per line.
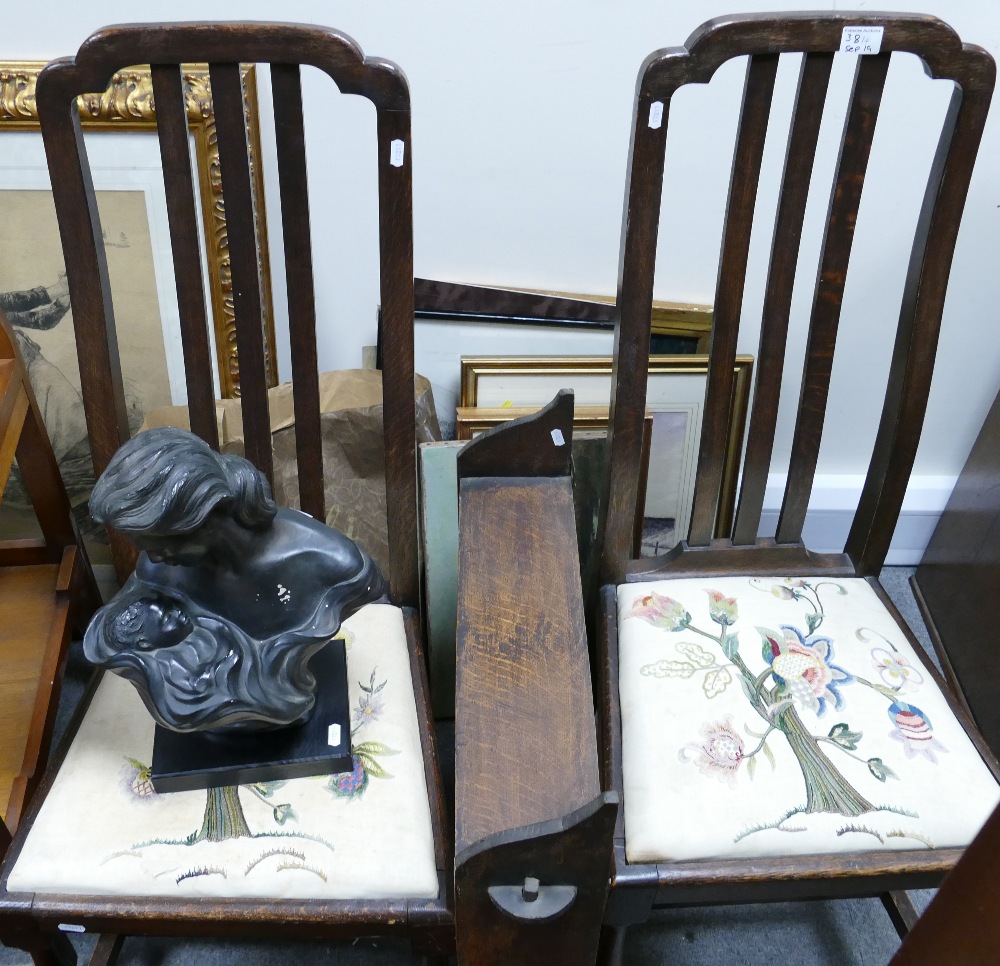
[758, 474, 957, 566]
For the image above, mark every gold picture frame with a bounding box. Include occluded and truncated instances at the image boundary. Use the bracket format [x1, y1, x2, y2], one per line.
[455, 404, 634, 440]
[460, 354, 753, 546]
[0, 61, 276, 397]
[501, 285, 713, 350]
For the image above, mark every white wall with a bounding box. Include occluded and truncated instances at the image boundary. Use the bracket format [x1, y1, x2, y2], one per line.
[6, 1, 1000, 558]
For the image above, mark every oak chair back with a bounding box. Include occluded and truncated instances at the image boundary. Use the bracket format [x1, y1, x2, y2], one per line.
[2, 23, 452, 966]
[599, 12, 995, 586]
[36, 23, 418, 605]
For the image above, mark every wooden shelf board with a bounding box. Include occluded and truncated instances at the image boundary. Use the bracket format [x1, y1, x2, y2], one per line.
[0, 562, 65, 825]
[455, 475, 599, 853]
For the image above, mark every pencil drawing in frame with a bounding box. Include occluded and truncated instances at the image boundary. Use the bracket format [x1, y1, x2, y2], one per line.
[460, 354, 753, 553]
[0, 61, 276, 537]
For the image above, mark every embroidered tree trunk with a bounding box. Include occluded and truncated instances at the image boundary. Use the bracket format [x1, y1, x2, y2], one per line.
[193, 785, 251, 842]
[777, 706, 873, 816]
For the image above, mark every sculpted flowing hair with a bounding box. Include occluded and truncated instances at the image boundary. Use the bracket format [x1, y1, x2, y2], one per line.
[89, 427, 277, 536]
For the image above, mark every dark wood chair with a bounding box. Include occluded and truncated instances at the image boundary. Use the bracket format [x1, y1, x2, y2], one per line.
[0, 23, 451, 965]
[594, 12, 998, 962]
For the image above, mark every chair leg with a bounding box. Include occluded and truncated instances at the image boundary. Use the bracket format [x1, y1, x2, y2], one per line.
[9, 928, 77, 966]
[881, 890, 920, 939]
[597, 925, 628, 966]
[87, 935, 125, 966]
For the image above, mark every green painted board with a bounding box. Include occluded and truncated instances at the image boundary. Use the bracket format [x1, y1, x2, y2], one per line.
[420, 441, 463, 716]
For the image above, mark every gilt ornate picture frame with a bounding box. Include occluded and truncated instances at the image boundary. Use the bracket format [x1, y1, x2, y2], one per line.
[0, 61, 276, 398]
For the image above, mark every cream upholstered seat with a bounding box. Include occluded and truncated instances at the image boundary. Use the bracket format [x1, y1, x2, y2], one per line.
[8, 604, 438, 901]
[617, 576, 1000, 865]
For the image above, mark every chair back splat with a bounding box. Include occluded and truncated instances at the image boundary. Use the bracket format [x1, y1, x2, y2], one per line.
[599, 12, 995, 585]
[36, 23, 418, 606]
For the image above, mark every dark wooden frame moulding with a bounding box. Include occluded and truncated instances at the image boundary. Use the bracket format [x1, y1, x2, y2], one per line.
[0, 22, 453, 965]
[590, 10, 998, 959]
[0, 59, 276, 400]
[375, 278, 715, 371]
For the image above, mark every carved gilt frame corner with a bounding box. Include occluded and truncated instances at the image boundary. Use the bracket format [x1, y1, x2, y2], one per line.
[0, 61, 276, 398]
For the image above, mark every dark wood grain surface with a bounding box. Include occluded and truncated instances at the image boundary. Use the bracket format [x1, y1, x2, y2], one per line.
[913, 384, 1000, 756]
[889, 800, 1000, 964]
[455, 399, 611, 963]
[455, 474, 598, 853]
[150, 63, 219, 452]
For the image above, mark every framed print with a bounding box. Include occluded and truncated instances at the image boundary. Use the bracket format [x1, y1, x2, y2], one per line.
[414, 316, 614, 439]
[413, 278, 713, 349]
[407, 279, 713, 438]
[460, 354, 754, 552]
[0, 61, 276, 400]
[0, 62, 275, 539]
[455, 404, 640, 440]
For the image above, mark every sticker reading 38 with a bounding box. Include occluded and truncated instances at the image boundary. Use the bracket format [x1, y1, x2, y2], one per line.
[841, 26, 884, 55]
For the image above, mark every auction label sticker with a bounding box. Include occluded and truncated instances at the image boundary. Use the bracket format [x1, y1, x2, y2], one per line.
[390, 139, 405, 167]
[841, 26, 884, 55]
[648, 101, 664, 129]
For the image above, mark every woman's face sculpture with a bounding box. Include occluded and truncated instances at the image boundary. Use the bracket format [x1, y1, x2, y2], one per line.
[111, 597, 193, 651]
[129, 529, 215, 567]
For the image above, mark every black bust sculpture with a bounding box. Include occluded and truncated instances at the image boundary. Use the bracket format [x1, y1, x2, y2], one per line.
[83, 427, 385, 733]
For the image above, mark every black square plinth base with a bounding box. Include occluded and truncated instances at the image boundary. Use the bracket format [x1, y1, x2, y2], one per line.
[150, 641, 353, 793]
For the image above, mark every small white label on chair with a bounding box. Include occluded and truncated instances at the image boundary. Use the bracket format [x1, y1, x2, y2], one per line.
[550, 428, 566, 447]
[648, 101, 664, 129]
[58, 924, 86, 933]
[328, 723, 342, 747]
[390, 139, 405, 166]
[841, 26, 884, 54]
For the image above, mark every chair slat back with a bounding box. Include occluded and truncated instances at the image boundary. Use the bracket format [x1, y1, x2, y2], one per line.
[687, 52, 777, 547]
[600, 12, 995, 584]
[36, 23, 419, 606]
[149, 64, 219, 451]
[773, 52, 890, 546]
[732, 51, 833, 545]
[271, 63, 324, 522]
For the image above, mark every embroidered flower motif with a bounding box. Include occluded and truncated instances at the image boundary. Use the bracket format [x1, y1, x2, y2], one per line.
[705, 590, 738, 626]
[352, 691, 385, 728]
[765, 626, 853, 716]
[888, 702, 948, 763]
[327, 741, 398, 801]
[626, 591, 690, 631]
[122, 757, 156, 801]
[871, 648, 923, 693]
[770, 585, 797, 600]
[679, 716, 745, 787]
[330, 755, 369, 799]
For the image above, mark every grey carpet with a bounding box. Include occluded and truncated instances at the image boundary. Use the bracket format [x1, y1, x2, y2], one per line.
[1, 568, 943, 964]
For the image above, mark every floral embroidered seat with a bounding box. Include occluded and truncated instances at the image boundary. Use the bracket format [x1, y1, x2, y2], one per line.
[6, 605, 438, 900]
[617, 577, 1000, 865]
